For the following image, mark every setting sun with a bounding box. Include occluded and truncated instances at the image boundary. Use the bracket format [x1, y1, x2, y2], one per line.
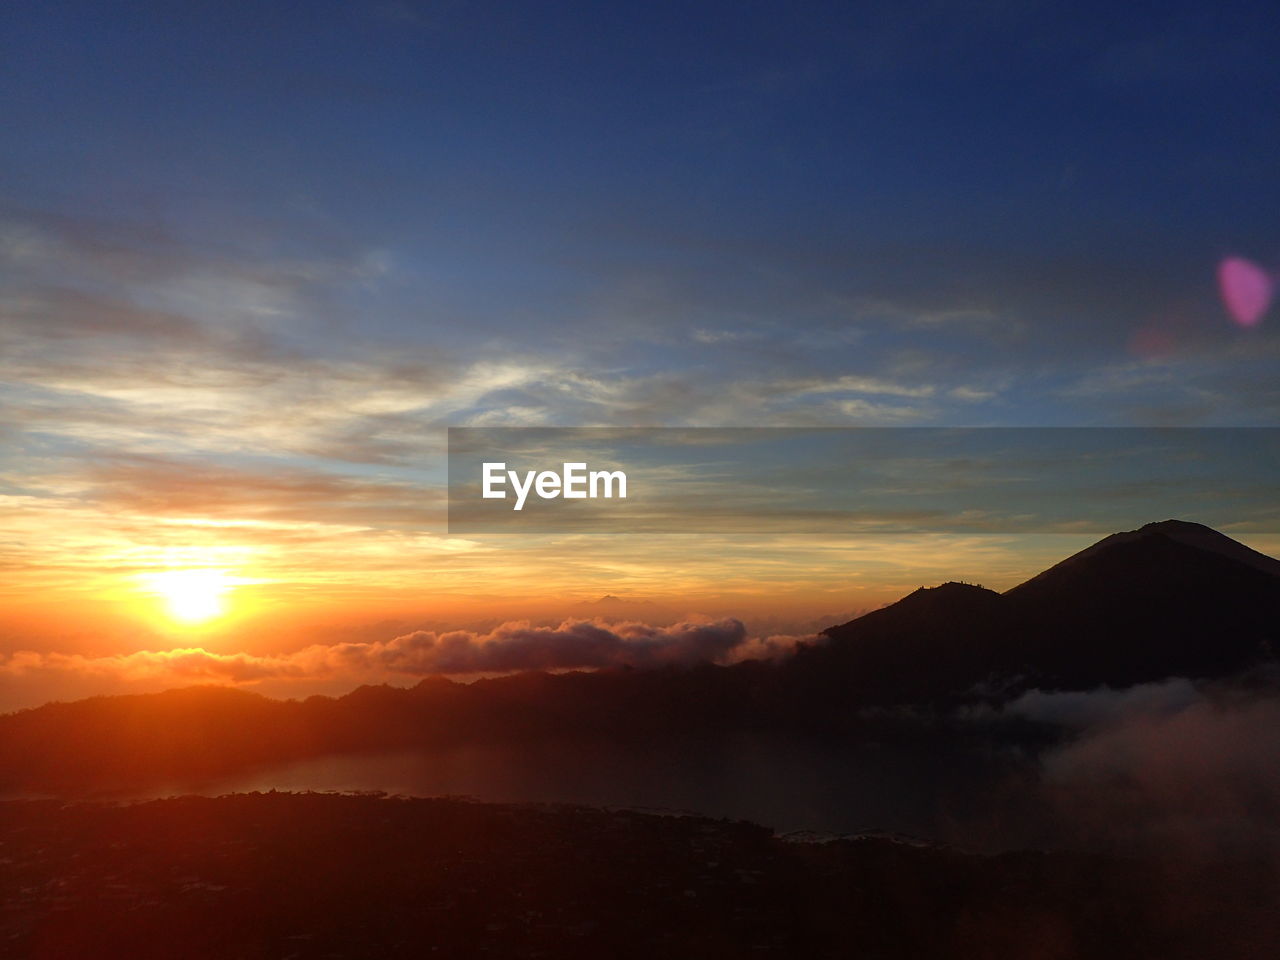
[146, 570, 232, 623]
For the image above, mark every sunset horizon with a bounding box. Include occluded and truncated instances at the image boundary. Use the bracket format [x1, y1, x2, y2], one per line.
[3, 518, 1280, 713]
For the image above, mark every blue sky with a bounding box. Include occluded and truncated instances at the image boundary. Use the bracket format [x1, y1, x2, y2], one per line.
[5, 1, 1278, 426]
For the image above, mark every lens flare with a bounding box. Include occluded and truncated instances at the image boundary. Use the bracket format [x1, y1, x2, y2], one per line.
[1217, 257, 1271, 327]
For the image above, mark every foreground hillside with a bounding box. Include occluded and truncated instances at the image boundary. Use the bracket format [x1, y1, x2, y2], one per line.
[2, 792, 1277, 959]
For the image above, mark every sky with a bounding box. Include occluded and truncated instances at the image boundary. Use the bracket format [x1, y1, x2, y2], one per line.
[2, 0, 1279, 708]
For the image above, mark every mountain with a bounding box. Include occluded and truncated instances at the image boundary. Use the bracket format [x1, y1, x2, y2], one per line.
[784, 582, 1014, 705]
[1002, 520, 1280, 688]
[1015, 519, 1280, 583]
[808, 520, 1280, 699]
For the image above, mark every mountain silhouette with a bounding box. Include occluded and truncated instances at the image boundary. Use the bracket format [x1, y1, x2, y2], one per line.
[1016, 519, 1280, 582]
[807, 520, 1280, 700]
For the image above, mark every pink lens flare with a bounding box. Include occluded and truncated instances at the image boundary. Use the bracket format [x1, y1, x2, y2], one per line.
[1217, 256, 1271, 327]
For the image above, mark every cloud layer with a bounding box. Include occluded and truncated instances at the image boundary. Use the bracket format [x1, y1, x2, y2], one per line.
[1005, 678, 1280, 857]
[0, 618, 812, 708]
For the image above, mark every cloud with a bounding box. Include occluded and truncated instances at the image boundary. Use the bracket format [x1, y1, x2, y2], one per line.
[1005, 678, 1202, 728]
[0, 618, 813, 698]
[82, 455, 445, 526]
[1057, 338, 1280, 426]
[1007, 678, 1280, 858]
[789, 374, 937, 399]
[0, 647, 305, 687]
[328, 618, 752, 674]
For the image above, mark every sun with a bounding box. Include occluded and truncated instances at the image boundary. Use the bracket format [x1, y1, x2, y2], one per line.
[147, 569, 232, 623]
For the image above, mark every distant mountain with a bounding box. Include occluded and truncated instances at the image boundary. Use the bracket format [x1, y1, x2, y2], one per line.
[807, 520, 1280, 699]
[568, 594, 663, 616]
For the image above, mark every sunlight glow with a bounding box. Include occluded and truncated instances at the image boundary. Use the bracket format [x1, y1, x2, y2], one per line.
[146, 569, 232, 623]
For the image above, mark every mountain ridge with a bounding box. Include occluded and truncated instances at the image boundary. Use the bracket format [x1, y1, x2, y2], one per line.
[1007, 519, 1280, 593]
[813, 519, 1280, 698]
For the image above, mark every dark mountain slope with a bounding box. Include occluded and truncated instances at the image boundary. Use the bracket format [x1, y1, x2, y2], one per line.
[787, 582, 1014, 706]
[1002, 524, 1280, 688]
[1012, 519, 1280, 585]
[804, 521, 1280, 698]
